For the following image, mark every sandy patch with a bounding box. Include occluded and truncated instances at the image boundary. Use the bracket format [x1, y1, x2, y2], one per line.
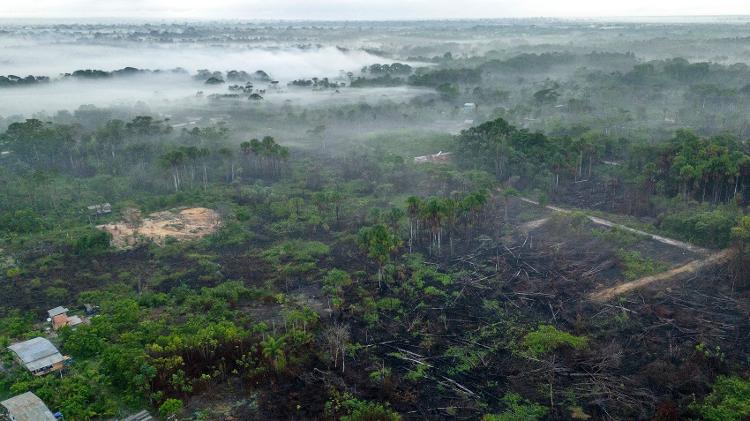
[98, 207, 221, 248]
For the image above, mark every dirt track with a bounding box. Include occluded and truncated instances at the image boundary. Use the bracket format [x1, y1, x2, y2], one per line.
[518, 197, 708, 254]
[588, 249, 735, 302]
[517, 196, 730, 301]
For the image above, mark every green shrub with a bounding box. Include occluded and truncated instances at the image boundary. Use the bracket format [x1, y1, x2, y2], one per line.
[483, 393, 548, 421]
[616, 250, 668, 280]
[262, 239, 330, 264]
[661, 208, 738, 248]
[73, 229, 111, 256]
[691, 376, 750, 421]
[0, 209, 46, 234]
[159, 398, 184, 418]
[326, 391, 401, 421]
[591, 226, 644, 247]
[523, 325, 587, 357]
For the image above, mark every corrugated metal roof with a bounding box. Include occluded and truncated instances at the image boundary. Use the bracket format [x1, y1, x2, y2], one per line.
[1, 392, 57, 421]
[25, 353, 66, 372]
[48, 306, 68, 317]
[121, 410, 155, 421]
[8, 337, 65, 372]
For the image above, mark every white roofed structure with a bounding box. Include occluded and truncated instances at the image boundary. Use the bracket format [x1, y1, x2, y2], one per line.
[47, 306, 68, 318]
[8, 337, 69, 375]
[0, 391, 56, 421]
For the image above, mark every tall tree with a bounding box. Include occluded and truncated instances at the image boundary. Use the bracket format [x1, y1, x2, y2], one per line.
[357, 224, 401, 288]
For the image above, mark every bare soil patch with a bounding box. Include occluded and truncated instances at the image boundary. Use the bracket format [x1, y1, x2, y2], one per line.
[98, 207, 221, 248]
[589, 249, 735, 302]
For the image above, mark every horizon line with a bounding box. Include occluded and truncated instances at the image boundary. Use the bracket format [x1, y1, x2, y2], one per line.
[1, 14, 750, 23]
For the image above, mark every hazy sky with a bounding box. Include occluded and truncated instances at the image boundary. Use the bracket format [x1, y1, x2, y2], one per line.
[2, 0, 750, 20]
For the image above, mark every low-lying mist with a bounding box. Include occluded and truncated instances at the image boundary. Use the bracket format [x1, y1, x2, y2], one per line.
[0, 73, 432, 117]
[0, 39, 384, 78]
[0, 39, 433, 117]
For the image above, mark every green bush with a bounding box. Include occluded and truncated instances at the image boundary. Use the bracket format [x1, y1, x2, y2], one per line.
[616, 250, 668, 280]
[592, 226, 644, 247]
[523, 325, 587, 357]
[482, 393, 548, 421]
[661, 208, 738, 248]
[159, 398, 184, 418]
[691, 376, 750, 421]
[0, 209, 46, 234]
[326, 391, 401, 421]
[73, 229, 112, 256]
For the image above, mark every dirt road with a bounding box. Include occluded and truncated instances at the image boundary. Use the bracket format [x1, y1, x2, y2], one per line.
[588, 249, 735, 302]
[518, 197, 709, 255]
[517, 196, 730, 301]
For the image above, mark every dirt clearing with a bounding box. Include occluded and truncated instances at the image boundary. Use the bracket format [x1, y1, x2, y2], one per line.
[98, 207, 221, 247]
[588, 249, 735, 302]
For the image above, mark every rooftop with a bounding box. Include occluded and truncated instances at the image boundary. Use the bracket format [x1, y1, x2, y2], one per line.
[8, 337, 66, 372]
[67, 315, 84, 326]
[0, 392, 56, 421]
[47, 306, 68, 317]
[121, 410, 155, 421]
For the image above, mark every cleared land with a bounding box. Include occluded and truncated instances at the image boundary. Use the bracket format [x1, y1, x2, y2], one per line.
[588, 249, 735, 302]
[515, 197, 729, 301]
[98, 207, 221, 247]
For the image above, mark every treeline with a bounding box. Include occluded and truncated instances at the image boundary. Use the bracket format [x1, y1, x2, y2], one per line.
[456, 117, 750, 204]
[289, 77, 343, 89]
[0, 116, 286, 187]
[350, 65, 480, 92]
[360, 63, 413, 75]
[349, 74, 405, 88]
[402, 191, 490, 255]
[0, 67, 192, 88]
[62, 67, 184, 79]
[0, 67, 276, 86]
[408, 68, 482, 87]
[0, 75, 49, 87]
[0, 116, 289, 234]
[194, 69, 271, 84]
[455, 117, 750, 247]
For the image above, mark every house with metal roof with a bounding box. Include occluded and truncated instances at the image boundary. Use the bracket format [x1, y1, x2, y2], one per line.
[87, 202, 112, 215]
[7, 337, 70, 376]
[414, 151, 453, 164]
[47, 306, 84, 330]
[120, 410, 155, 421]
[0, 391, 56, 421]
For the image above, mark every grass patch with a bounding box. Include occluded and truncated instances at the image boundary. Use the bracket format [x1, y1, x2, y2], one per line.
[616, 250, 668, 280]
[522, 325, 588, 357]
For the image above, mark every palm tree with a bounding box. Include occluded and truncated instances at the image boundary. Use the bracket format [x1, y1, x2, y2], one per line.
[358, 224, 401, 288]
[198, 148, 210, 190]
[218, 147, 234, 182]
[387, 207, 404, 235]
[460, 190, 487, 244]
[406, 196, 422, 254]
[240, 140, 252, 173]
[441, 198, 459, 255]
[182, 146, 199, 187]
[421, 197, 444, 254]
[159, 149, 185, 191]
[260, 336, 286, 372]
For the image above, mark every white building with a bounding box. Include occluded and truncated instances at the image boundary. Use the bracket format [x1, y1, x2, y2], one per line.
[8, 337, 70, 376]
[1, 392, 56, 421]
[463, 102, 477, 113]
